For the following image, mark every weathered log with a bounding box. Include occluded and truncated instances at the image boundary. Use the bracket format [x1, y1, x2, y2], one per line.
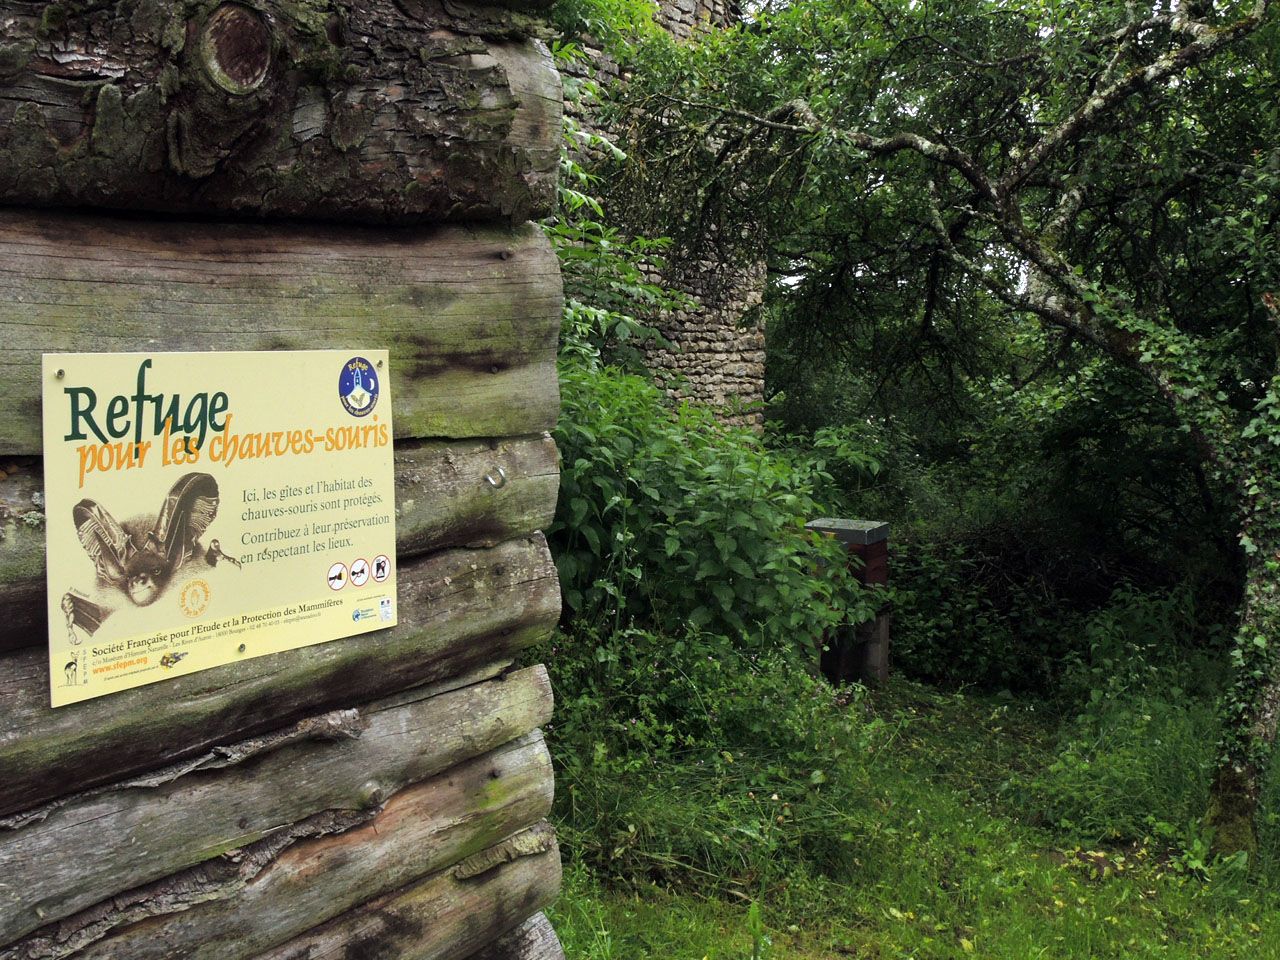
[0, 466, 42, 656]
[3, 738, 555, 960]
[464, 914, 565, 960]
[0, 533, 559, 818]
[0, 665, 553, 944]
[0, 435, 558, 654]
[251, 825, 561, 960]
[393, 436, 561, 557]
[0, 208, 563, 454]
[0, 0, 561, 223]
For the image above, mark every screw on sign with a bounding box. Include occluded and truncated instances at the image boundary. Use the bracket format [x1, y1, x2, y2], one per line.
[350, 559, 370, 587]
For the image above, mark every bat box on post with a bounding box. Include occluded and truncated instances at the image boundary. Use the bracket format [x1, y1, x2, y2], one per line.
[807, 518, 891, 685]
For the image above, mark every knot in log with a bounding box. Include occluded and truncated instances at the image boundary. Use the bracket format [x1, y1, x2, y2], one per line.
[201, 4, 273, 95]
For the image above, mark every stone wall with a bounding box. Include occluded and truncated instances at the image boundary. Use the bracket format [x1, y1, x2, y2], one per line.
[646, 0, 765, 428]
[655, 0, 741, 40]
[644, 251, 766, 427]
[562, 0, 767, 428]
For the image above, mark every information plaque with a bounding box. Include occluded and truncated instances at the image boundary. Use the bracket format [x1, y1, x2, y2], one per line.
[42, 351, 398, 706]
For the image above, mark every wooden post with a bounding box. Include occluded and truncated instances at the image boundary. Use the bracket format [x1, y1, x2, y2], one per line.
[807, 518, 891, 684]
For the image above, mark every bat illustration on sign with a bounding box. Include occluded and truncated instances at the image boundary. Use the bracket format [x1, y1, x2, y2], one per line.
[61, 590, 112, 641]
[72, 473, 220, 606]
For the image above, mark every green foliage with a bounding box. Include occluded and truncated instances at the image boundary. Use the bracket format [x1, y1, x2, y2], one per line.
[550, 0, 668, 55]
[1058, 587, 1225, 706]
[552, 363, 876, 646]
[747, 900, 768, 960]
[890, 538, 1033, 689]
[544, 51, 685, 372]
[547, 625, 884, 894]
[544, 0, 1280, 918]
[1019, 697, 1219, 846]
[1262, 758, 1280, 874]
[1013, 590, 1225, 845]
[546, 667, 1280, 959]
[599, 0, 1280, 821]
[765, 423, 885, 509]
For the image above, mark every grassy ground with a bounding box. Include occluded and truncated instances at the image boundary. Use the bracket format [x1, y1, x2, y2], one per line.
[548, 680, 1280, 959]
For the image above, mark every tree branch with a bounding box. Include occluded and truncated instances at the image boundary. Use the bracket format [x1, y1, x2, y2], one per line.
[650, 93, 1001, 204]
[1001, 1, 1270, 192]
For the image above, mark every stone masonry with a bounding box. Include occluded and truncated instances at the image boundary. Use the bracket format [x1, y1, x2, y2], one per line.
[562, 0, 767, 428]
[655, 0, 741, 40]
[647, 0, 765, 427]
[643, 251, 766, 427]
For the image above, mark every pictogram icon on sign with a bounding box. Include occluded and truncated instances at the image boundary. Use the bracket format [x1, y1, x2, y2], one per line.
[327, 562, 347, 590]
[350, 558, 370, 587]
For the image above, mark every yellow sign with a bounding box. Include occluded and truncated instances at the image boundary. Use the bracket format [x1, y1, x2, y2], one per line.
[42, 351, 398, 707]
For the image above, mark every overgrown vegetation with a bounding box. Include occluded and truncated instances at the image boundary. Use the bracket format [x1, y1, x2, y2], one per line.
[537, 1, 1280, 955]
[554, 366, 875, 645]
[548, 679, 1280, 959]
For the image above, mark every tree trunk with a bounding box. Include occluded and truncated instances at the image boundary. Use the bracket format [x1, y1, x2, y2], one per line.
[0, 534, 559, 816]
[463, 913, 564, 960]
[0, 667, 553, 944]
[0, 0, 560, 223]
[4, 737, 555, 960]
[249, 825, 560, 960]
[1206, 522, 1280, 858]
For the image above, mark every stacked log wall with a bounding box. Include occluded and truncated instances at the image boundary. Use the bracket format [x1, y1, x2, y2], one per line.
[0, 0, 567, 956]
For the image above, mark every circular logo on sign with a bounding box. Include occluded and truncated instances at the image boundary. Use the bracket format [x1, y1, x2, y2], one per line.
[338, 357, 379, 417]
[179, 579, 211, 617]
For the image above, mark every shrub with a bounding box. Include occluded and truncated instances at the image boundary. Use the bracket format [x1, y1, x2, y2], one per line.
[890, 537, 1021, 687]
[1017, 695, 1218, 845]
[1011, 588, 1226, 845]
[552, 363, 877, 649]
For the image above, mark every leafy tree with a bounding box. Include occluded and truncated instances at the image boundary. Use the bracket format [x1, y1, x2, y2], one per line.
[606, 0, 1280, 853]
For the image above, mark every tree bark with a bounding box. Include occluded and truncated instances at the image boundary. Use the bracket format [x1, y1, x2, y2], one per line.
[1206, 511, 1280, 857]
[249, 825, 560, 960]
[0, 0, 561, 223]
[0, 666, 552, 944]
[463, 913, 564, 960]
[3, 737, 555, 959]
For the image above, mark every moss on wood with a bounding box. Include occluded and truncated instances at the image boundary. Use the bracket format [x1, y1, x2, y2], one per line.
[0, 0, 560, 222]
